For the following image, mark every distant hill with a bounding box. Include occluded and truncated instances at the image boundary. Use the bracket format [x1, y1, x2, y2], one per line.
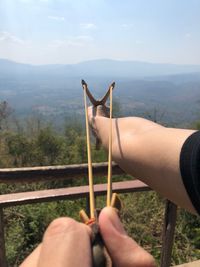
[1, 58, 200, 78]
[0, 58, 200, 127]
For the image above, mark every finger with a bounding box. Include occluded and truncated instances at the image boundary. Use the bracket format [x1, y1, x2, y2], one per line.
[19, 244, 42, 267]
[37, 217, 92, 267]
[99, 207, 156, 267]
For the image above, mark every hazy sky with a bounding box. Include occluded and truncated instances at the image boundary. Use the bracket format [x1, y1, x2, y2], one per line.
[0, 0, 200, 65]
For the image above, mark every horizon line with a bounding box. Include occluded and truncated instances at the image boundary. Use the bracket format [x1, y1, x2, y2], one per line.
[1, 57, 200, 67]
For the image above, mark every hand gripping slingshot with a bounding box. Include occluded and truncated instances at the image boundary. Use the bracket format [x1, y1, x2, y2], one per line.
[79, 80, 122, 267]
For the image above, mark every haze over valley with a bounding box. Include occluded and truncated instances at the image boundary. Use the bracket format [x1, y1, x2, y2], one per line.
[0, 58, 200, 127]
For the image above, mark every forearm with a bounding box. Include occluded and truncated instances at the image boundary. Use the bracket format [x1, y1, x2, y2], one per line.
[94, 116, 197, 214]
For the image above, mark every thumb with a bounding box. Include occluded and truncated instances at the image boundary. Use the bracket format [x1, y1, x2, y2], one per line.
[99, 207, 156, 267]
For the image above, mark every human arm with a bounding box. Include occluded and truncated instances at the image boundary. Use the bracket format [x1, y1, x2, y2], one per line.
[88, 107, 197, 214]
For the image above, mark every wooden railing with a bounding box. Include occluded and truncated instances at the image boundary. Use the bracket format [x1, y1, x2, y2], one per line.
[0, 163, 177, 267]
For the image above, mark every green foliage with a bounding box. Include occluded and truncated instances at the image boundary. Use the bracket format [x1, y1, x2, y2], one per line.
[36, 127, 65, 165]
[0, 111, 200, 266]
[6, 133, 35, 167]
[170, 210, 200, 265]
[120, 192, 164, 263]
[0, 101, 13, 130]
[194, 121, 200, 130]
[5, 199, 86, 266]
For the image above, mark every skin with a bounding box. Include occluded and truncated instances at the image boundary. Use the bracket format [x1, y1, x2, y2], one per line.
[88, 106, 197, 214]
[20, 208, 156, 267]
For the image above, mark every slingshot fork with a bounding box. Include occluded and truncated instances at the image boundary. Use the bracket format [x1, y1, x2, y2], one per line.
[81, 79, 115, 107]
[80, 80, 121, 267]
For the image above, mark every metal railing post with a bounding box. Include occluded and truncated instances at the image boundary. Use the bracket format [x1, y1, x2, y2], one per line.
[160, 200, 177, 267]
[0, 207, 7, 267]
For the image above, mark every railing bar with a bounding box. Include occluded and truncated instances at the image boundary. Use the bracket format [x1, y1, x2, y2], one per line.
[0, 162, 124, 183]
[0, 180, 150, 208]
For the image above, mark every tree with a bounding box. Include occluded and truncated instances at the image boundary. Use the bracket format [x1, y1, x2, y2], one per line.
[0, 101, 13, 130]
[6, 133, 34, 167]
[36, 127, 64, 165]
[194, 121, 200, 130]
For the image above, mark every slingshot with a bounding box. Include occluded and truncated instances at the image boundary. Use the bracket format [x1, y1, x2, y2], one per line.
[79, 80, 121, 267]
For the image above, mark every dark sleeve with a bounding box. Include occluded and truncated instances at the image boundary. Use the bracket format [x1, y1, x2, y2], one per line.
[180, 131, 200, 215]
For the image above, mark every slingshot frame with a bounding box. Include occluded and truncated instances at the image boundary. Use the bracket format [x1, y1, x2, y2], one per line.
[80, 80, 121, 267]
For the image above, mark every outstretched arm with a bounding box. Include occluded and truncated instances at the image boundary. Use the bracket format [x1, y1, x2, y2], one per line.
[88, 107, 197, 214]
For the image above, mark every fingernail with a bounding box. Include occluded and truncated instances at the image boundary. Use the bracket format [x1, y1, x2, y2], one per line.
[101, 207, 126, 235]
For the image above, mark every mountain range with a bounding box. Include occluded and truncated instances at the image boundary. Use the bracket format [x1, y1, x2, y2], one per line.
[0, 58, 200, 127]
[1, 58, 200, 78]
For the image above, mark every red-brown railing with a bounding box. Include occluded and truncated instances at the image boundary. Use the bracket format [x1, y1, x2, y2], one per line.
[0, 163, 177, 267]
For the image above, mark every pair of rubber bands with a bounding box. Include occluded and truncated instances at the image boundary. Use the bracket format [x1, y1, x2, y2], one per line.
[82, 81, 114, 220]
